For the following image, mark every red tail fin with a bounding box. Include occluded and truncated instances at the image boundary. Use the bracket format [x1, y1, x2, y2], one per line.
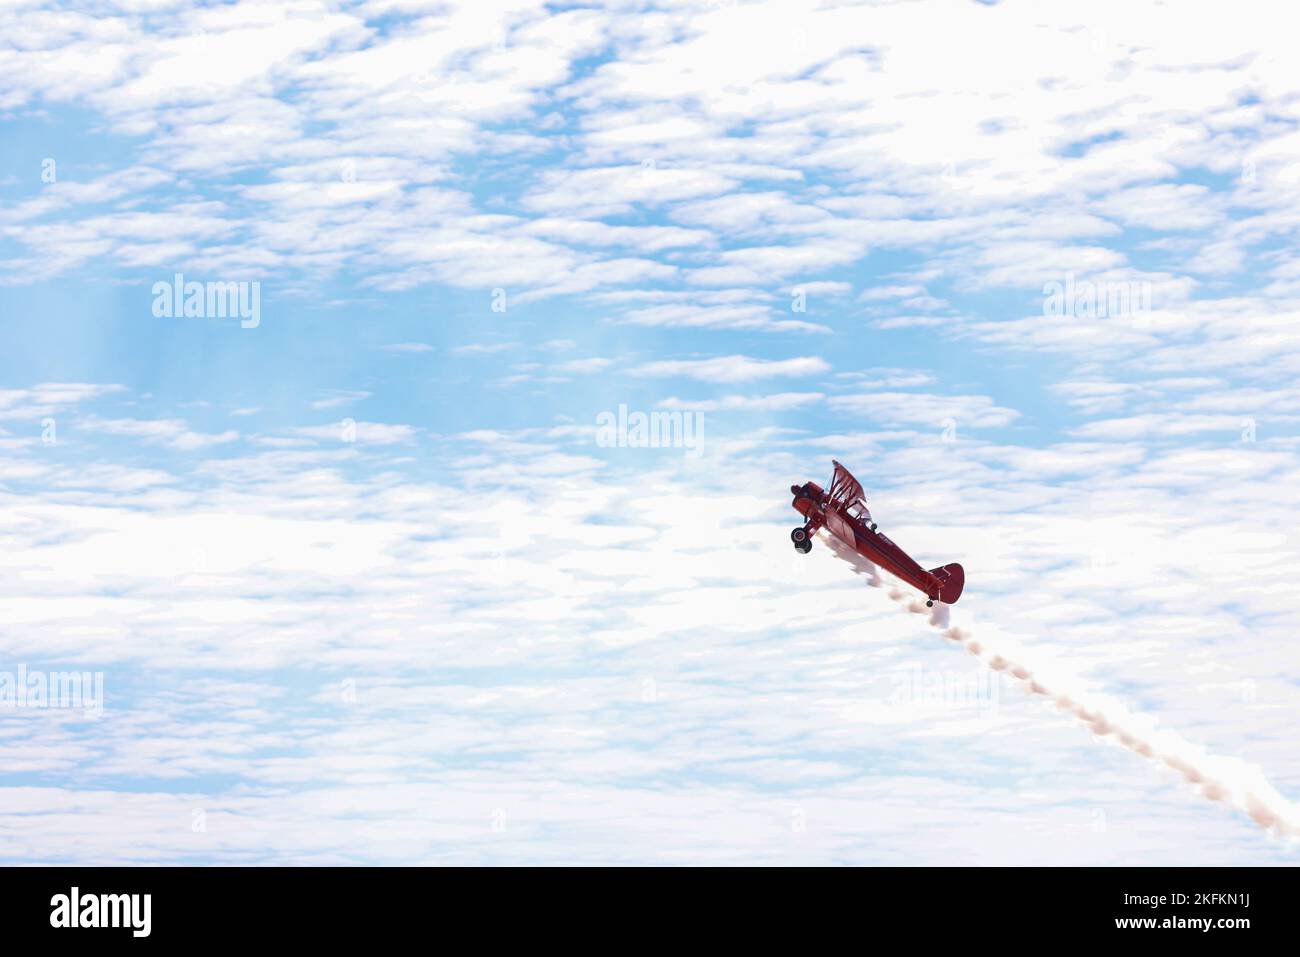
[928, 563, 965, 604]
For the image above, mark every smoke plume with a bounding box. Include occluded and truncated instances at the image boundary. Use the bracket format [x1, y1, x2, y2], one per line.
[819, 530, 1300, 838]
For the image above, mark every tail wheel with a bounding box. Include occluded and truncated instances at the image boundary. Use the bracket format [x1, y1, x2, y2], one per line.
[926, 599, 935, 607]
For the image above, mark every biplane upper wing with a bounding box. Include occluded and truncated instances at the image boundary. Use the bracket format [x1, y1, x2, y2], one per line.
[826, 459, 865, 508]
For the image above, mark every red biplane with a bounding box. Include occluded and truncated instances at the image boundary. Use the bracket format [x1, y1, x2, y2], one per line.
[790, 460, 965, 606]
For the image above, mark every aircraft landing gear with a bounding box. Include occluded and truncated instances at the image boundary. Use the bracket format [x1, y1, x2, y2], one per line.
[795, 539, 812, 554]
[790, 527, 810, 544]
[926, 599, 935, 607]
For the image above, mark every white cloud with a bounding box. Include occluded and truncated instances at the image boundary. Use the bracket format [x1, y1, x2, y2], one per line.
[290, 422, 419, 445]
[80, 416, 239, 450]
[0, 383, 126, 420]
[1072, 413, 1252, 440]
[828, 392, 1021, 429]
[310, 391, 371, 410]
[659, 392, 824, 412]
[554, 357, 613, 374]
[2, 416, 1299, 864]
[632, 355, 830, 383]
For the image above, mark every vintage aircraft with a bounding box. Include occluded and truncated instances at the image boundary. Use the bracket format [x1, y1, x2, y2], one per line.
[789, 460, 965, 606]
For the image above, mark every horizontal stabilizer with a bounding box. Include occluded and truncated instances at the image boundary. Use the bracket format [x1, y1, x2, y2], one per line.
[928, 562, 965, 604]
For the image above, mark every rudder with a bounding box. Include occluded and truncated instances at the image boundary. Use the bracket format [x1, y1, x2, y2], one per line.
[928, 563, 965, 604]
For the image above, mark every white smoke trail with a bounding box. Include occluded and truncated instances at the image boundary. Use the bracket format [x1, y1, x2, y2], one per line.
[819, 530, 1300, 839]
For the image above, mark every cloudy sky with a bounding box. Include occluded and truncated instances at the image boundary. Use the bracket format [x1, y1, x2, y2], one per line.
[2, 0, 1299, 864]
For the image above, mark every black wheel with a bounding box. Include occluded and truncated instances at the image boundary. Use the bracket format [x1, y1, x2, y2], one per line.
[870, 523, 878, 531]
[791, 527, 808, 544]
[926, 599, 934, 607]
[797, 539, 813, 554]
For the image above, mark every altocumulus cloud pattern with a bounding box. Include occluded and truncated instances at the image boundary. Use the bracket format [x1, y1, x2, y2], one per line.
[1, 0, 1299, 865]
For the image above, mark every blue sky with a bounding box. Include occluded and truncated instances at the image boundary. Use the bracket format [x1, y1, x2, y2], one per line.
[2, 0, 1299, 864]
